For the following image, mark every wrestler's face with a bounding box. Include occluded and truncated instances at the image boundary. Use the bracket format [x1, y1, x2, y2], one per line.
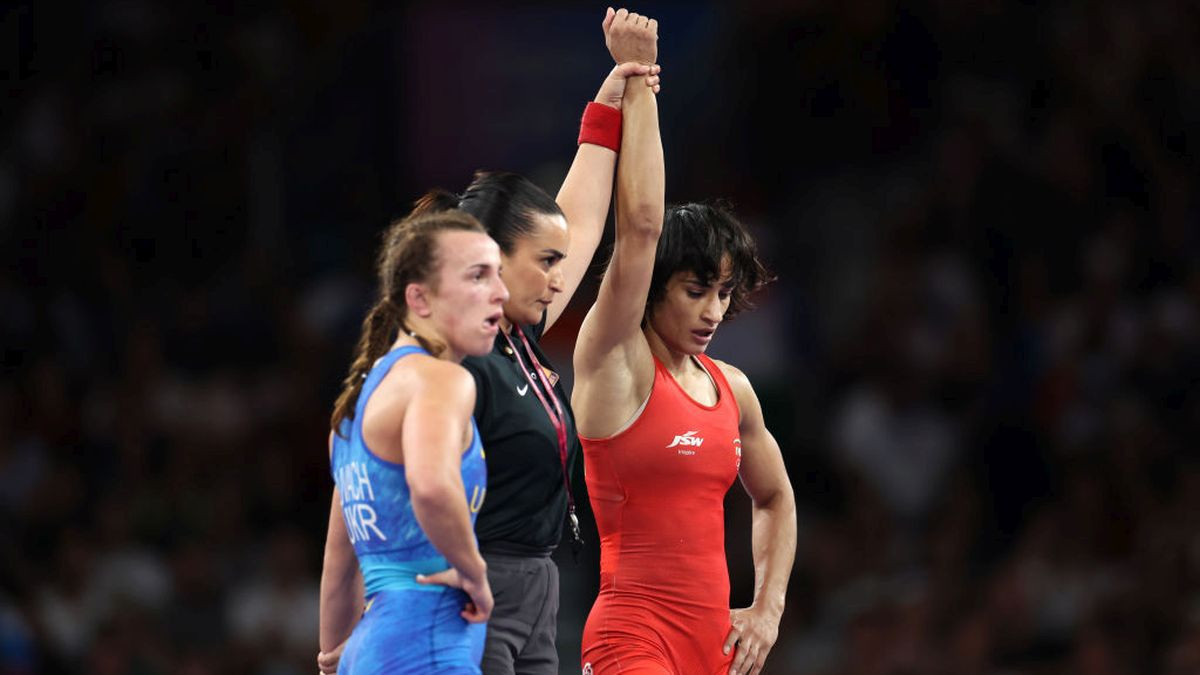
[500, 213, 569, 327]
[648, 257, 733, 355]
[423, 230, 509, 359]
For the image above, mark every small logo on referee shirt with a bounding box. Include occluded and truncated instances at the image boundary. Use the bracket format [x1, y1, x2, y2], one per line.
[516, 383, 529, 396]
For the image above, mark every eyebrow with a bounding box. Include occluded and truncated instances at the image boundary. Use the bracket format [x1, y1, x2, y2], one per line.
[540, 248, 566, 258]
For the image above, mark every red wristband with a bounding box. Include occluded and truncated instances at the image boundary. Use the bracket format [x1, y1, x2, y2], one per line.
[577, 102, 622, 152]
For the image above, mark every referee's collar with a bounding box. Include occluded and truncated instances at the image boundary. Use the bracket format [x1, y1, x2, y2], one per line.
[495, 326, 518, 361]
[495, 314, 545, 361]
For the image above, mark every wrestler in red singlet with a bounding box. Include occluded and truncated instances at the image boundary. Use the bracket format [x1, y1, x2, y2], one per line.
[571, 12, 796, 675]
[580, 353, 739, 675]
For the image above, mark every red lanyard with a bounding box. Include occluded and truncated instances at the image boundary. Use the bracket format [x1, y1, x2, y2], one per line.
[502, 325, 581, 547]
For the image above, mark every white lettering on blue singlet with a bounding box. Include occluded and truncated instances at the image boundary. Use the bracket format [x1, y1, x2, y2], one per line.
[337, 462, 377, 502]
[350, 503, 386, 542]
[338, 461, 387, 543]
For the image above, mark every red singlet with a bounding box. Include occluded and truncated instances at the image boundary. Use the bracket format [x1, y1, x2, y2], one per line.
[580, 354, 741, 675]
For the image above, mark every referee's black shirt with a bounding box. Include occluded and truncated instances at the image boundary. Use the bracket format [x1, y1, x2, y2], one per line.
[464, 315, 580, 556]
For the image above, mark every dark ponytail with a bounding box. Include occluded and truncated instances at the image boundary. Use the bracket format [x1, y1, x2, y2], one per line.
[412, 172, 562, 254]
[452, 171, 563, 254]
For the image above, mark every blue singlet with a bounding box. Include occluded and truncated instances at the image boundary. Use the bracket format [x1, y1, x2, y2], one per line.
[331, 345, 488, 674]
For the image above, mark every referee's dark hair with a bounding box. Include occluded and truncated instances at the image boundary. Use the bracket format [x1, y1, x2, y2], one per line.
[331, 210, 486, 434]
[412, 171, 564, 255]
[645, 202, 773, 321]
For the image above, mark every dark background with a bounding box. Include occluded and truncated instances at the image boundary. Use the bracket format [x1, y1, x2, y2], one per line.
[3, 1, 1199, 673]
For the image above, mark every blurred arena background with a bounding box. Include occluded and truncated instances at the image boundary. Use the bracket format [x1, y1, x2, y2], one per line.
[3, 1, 1199, 673]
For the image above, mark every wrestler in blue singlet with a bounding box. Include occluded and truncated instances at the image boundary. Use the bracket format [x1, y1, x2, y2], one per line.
[331, 345, 489, 674]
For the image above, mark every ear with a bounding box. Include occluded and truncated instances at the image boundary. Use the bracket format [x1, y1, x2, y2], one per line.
[405, 282, 433, 318]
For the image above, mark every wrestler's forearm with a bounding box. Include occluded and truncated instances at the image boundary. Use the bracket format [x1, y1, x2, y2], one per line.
[547, 141, 616, 329]
[319, 507, 365, 651]
[319, 568, 362, 651]
[615, 74, 663, 238]
[749, 492, 796, 617]
[411, 482, 488, 584]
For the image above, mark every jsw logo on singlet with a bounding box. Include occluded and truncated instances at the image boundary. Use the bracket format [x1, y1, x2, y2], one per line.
[667, 430, 704, 448]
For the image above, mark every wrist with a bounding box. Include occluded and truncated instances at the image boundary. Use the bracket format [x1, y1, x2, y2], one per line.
[463, 556, 488, 585]
[577, 101, 622, 152]
[753, 593, 786, 620]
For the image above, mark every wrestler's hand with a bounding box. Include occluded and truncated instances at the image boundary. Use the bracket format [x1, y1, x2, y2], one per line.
[603, 7, 658, 65]
[723, 606, 781, 675]
[317, 640, 345, 674]
[416, 567, 494, 623]
[458, 572, 494, 623]
[594, 62, 662, 110]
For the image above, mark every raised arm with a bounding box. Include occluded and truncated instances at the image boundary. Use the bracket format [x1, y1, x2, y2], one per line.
[403, 363, 492, 622]
[545, 7, 661, 333]
[573, 10, 663, 377]
[718, 363, 797, 675]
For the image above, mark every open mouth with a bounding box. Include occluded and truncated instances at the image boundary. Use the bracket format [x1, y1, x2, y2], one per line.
[484, 312, 503, 330]
[692, 328, 715, 341]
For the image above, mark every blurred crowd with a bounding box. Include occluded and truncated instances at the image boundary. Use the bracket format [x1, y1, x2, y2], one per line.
[2, 1, 1198, 674]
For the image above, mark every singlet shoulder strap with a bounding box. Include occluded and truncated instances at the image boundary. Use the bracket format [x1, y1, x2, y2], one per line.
[649, 353, 670, 379]
[354, 345, 429, 421]
[696, 353, 741, 421]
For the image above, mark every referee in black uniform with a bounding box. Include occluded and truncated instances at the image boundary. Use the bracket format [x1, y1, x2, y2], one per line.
[466, 306, 582, 674]
[409, 149, 610, 673]
[436, 167, 592, 675]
